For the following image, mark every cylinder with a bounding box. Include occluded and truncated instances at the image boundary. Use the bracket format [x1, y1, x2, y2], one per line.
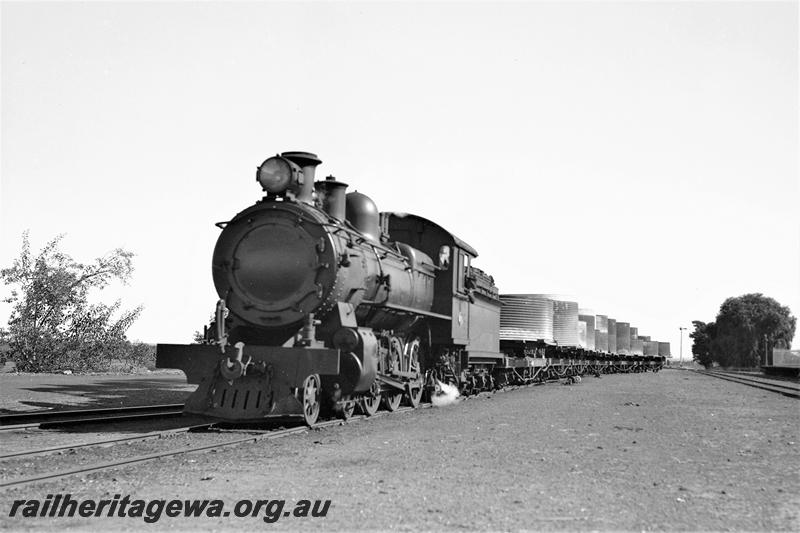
[595, 330, 608, 352]
[499, 294, 554, 342]
[578, 312, 596, 351]
[630, 326, 638, 340]
[658, 342, 671, 357]
[644, 341, 659, 356]
[616, 322, 631, 354]
[639, 335, 651, 342]
[531, 295, 579, 347]
[578, 321, 588, 348]
[631, 338, 644, 355]
[595, 314, 608, 333]
[607, 319, 617, 353]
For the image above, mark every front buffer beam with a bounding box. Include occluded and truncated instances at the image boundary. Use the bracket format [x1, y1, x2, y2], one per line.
[156, 343, 339, 421]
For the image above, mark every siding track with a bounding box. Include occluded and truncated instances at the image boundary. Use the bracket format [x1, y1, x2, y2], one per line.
[0, 405, 428, 489]
[692, 370, 800, 399]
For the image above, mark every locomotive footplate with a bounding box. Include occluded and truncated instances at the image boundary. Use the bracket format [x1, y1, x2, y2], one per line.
[156, 343, 339, 421]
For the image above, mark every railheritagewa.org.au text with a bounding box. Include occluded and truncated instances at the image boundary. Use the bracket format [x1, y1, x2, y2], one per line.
[8, 494, 331, 523]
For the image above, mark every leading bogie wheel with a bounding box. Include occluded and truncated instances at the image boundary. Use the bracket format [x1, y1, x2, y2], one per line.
[301, 374, 321, 426]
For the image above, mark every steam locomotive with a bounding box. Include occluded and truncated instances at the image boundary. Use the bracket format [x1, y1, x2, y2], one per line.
[157, 151, 665, 426]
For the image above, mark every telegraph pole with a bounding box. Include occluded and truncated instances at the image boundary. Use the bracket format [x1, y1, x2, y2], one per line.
[679, 327, 687, 367]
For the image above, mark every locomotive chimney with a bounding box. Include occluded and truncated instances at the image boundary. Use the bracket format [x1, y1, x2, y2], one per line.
[281, 151, 321, 205]
[314, 175, 348, 221]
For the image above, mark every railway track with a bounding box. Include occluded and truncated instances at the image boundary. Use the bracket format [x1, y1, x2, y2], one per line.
[693, 369, 800, 399]
[0, 374, 640, 489]
[0, 404, 430, 489]
[0, 423, 212, 461]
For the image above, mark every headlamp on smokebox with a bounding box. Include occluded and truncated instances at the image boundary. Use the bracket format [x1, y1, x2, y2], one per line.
[256, 155, 303, 194]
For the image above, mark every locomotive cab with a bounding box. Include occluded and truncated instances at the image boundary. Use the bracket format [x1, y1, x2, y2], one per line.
[384, 213, 503, 391]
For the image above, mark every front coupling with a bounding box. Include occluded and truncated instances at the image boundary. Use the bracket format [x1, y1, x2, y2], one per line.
[220, 341, 251, 381]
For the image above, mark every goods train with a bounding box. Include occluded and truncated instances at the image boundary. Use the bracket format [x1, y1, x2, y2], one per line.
[157, 151, 668, 426]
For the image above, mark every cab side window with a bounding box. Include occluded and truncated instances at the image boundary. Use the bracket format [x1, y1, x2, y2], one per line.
[455, 251, 464, 292]
[455, 251, 471, 294]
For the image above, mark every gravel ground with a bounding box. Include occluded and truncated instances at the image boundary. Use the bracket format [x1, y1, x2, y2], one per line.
[1, 369, 798, 532]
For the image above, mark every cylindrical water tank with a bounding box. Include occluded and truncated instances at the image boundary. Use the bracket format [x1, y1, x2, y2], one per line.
[595, 314, 608, 333]
[595, 330, 609, 352]
[531, 295, 579, 347]
[578, 310, 596, 351]
[658, 342, 671, 357]
[631, 338, 644, 355]
[607, 319, 617, 353]
[578, 321, 587, 348]
[617, 322, 631, 354]
[630, 326, 638, 340]
[644, 341, 659, 356]
[499, 294, 554, 342]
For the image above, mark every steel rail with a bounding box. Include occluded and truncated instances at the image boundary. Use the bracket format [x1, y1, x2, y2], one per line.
[709, 371, 800, 391]
[693, 370, 800, 399]
[0, 424, 214, 461]
[699, 368, 799, 382]
[0, 405, 426, 489]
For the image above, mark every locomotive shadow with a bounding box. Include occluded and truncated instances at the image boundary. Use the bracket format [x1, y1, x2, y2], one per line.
[4, 375, 316, 434]
[1, 377, 195, 414]
[39, 415, 309, 435]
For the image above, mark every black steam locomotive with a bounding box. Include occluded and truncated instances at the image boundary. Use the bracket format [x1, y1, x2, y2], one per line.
[157, 151, 663, 426]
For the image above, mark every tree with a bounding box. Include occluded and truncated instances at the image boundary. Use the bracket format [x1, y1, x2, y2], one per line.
[690, 320, 716, 368]
[691, 293, 796, 369]
[1, 232, 145, 372]
[714, 294, 795, 367]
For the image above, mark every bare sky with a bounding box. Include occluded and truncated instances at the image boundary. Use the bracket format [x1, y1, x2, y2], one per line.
[2, 1, 798, 356]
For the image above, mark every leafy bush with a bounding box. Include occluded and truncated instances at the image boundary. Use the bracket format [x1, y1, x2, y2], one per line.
[1, 232, 146, 373]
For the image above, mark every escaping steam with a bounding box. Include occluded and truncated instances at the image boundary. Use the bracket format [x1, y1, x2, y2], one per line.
[431, 379, 460, 407]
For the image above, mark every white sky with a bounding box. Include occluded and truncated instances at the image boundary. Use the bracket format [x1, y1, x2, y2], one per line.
[2, 1, 798, 357]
